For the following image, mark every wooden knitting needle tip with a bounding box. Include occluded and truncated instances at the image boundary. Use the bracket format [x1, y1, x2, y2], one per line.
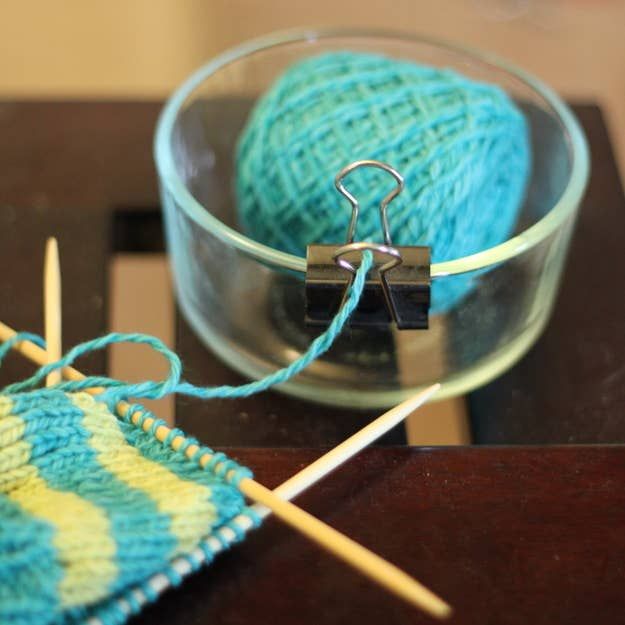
[44, 237, 62, 387]
[0, 322, 451, 618]
[255, 383, 441, 514]
[243, 477, 451, 618]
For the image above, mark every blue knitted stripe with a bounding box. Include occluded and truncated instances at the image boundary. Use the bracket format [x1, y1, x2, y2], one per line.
[0, 493, 61, 625]
[118, 416, 247, 527]
[9, 391, 178, 595]
[57, 509, 263, 625]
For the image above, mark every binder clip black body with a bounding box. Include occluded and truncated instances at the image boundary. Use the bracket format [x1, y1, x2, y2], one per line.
[305, 160, 431, 330]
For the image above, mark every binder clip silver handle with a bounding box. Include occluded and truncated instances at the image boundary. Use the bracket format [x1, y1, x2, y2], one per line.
[335, 159, 404, 246]
[305, 160, 431, 330]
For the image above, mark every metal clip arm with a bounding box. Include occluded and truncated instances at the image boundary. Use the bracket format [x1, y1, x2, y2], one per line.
[305, 160, 431, 330]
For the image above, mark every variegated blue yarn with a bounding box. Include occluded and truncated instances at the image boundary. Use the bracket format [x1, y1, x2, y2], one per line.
[236, 51, 531, 312]
[0, 252, 372, 625]
[3, 251, 372, 406]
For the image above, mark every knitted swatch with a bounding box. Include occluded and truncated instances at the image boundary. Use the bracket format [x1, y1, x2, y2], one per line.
[0, 390, 257, 625]
[0, 254, 372, 625]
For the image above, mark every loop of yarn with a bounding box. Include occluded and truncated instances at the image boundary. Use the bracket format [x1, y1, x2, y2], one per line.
[236, 51, 531, 312]
[0, 332, 46, 365]
[1, 251, 372, 406]
[3, 332, 183, 399]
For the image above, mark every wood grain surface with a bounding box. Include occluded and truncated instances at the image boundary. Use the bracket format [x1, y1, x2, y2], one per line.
[1, 102, 625, 623]
[133, 446, 625, 625]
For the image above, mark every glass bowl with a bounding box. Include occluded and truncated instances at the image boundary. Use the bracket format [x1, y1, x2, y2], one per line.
[154, 29, 589, 408]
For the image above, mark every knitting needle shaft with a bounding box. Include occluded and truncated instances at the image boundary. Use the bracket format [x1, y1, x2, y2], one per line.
[244, 477, 448, 614]
[252, 383, 440, 519]
[44, 238, 62, 387]
[193, 385, 444, 613]
[0, 322, 450, 618]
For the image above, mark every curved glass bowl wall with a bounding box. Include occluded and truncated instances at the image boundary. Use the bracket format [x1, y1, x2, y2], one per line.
[155, 30, 589, 408]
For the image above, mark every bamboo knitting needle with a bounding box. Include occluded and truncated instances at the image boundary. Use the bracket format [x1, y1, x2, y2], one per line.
[44, 238, 62, 387]
[165, 384, 444, 609]
[251, 382, 440, 519]
[0, 321, 451, 618]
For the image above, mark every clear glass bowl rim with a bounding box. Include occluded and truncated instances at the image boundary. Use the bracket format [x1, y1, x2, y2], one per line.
[154, 27, 590, 278]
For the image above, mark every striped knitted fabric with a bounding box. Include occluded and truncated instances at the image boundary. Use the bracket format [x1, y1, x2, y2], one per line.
[0, 257, 372, 624]
[0, 389, 258, 625]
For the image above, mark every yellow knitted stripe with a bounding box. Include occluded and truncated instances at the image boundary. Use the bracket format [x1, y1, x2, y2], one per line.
[0, 399, 37, 494]
[1, 396, 117, 606]
[72, 393, 218, 554]
[0, 394, 13, 418]
[8, 468, 117, 607]
[0, 412, 25, 445]
[0, 418, 36, 493]
[9, 474, 117, 606]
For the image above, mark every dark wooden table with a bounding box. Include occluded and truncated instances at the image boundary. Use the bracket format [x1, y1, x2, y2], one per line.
[1, 101, 624, 624]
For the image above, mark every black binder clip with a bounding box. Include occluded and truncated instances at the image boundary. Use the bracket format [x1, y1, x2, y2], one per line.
[305, 160, 431, 330]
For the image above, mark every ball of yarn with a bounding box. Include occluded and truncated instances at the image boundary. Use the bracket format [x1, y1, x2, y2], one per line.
[236, 51, 530, 313]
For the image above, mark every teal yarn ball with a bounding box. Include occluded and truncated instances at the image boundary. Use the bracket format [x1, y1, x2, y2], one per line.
[236, 51, 531, 313]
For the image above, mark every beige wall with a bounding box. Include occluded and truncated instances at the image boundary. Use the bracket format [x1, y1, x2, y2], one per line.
[2, 0, 624, 175]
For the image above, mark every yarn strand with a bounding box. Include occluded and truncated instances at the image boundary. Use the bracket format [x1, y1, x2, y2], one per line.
[1, 251, 373, 404]
[0, 332, 46, 366]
